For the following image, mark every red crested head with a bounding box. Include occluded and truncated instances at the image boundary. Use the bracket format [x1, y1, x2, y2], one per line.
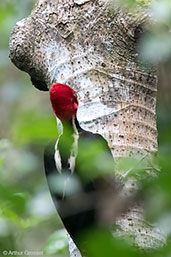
[50, 83, 78, 121]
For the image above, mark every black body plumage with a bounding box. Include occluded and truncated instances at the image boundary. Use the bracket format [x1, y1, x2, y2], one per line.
[44, 117, 115, 252]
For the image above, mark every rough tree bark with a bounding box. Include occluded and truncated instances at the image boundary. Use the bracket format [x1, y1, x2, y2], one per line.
[9, 0, 166, 256]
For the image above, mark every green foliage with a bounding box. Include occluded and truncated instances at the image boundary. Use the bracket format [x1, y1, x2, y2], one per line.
[43, 229, 69, 256]
[0, 0, 34, 48]
[12, 110, 57, 145]
[140, 0, 171, 64]
[141, 154, 171, 222]
[79, 227, 171, 257]
[114, 0, 150, 9]
[48, 172, 82, 197]
[0, 0, 63, 248]
[80, 228, 140, 257]
[0, 138, 61, 254]
[157, 109, 171, 153]
[139, 32, 171, 64]
[77, 139, 114, 181]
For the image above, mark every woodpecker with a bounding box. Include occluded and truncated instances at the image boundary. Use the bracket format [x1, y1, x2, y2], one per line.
[44, 83, 116, 254]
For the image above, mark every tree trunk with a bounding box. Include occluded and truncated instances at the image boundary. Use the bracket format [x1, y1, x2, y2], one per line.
[9, 0, 166, 256]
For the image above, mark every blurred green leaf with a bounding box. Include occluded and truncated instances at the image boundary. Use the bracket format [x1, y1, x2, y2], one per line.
[157, 109, 171, 153]
[150, 0, 171, 25]
[80, 228, 145, 257]
[140, 154, 171, 222]
[0, 0, 35, 48]
[0, 183, 28, 212]
[43, 229, 68, 256]
[112, 0, 150, 9]
[139, 32, 171, 64]
[2, 208, 46, 229]
[48, 172, 82, 197]
[77, 139, 114, 182]
[12, 111, 57, 145]
[27, 192, 55, 217]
